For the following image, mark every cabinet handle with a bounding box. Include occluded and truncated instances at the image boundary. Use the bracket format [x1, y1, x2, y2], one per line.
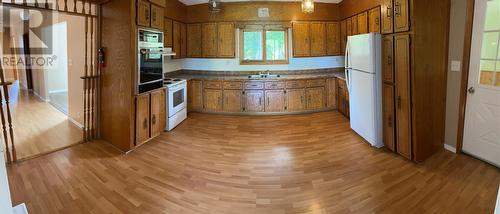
[146, 9, 149, 20]
[395, 1, 401, 16]
[397, 96, 402, 109]
[388, 56, 392, 65]
[267, 97, 270, 106]
[301, 96, 304, 104]
[376, 17, 380, 25]
[388, 115, 392, 127]
[259, 97, 262, 106]
[152, 114, 156, 125]
[143, 118, 148, 129]
[387, 6, 392, 18]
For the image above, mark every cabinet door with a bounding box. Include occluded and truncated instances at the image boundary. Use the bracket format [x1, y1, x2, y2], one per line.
[265, 90, 285, 112]
[164, 19, 173, 48]
[244, 90, 264, 112]
[292, 22, 311, 57]
[383, 84, 396, 151]
[351, 16, 358, 35]
[202, 23, 218, 57]
[150, 0, 166, 7]
[172, 21, 181, 59]
[326, 78, 337, 109]
[337, 82, 346, 116]
[357, 12, 368, 34]
[188, 80, 203, 111]
[217, 22, 235, 58]
[394, 35, 411, 159]
[180, 23, 187, 58]
[346, 18, 352, 37]
[223, 90, 243, 112]
[340, 20, 347, 55]
[187, 24, 202, 57]
[150, 90, 165, 137]
[136, 94, 150, 145]
[286, 89, 306, 112]
[382, 36, 394, 83]
[150, 4, 164, 30]
[137, 0, 150, 27]
[381, 0, 394, 34]
[369, 7, 381, 33]
[326, 22, 340, 56]
[306, 87, 325, 110]
[394, 0, 409, 32]
[204, 89, 223, 112]
[310, 22, 326, 56]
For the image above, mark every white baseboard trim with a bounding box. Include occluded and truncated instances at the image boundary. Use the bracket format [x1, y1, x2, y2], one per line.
[12, 203, 28, 214]
[49, 89, 68, 94]
[444, 144, 457, 153]
[68, 117, 84, 129]
[33, 91, 50, 102]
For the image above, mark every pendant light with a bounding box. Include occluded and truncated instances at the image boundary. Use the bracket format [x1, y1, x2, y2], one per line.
[301, 0, 314, 13]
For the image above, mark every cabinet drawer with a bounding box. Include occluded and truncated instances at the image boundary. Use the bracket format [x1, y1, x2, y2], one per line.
[265, 81, 284, 89]
[223, 81, 243, 90]
[204, 80, 223, 89]
[244, 81, 264, 90]
[286, 80, 307, 89]
[307, 79, 326, 87]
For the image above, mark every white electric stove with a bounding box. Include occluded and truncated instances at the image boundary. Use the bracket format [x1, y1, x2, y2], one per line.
[164, 78, 187, 131]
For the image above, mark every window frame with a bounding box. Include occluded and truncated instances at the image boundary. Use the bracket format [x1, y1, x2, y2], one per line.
[239, 28, 289, 65]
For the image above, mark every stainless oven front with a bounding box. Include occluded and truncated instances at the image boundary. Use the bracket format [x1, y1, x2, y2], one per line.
[138, 29, 164, 93]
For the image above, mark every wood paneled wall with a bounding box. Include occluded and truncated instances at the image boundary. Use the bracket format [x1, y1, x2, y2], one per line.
[186, 2, 341, 23]
[165, 0, 187, 22]
[339, 0, 381, 19]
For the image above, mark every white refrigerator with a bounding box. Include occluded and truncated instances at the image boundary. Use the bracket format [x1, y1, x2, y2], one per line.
[345, 33, 383, 148]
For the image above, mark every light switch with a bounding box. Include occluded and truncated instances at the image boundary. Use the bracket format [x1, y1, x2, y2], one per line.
[451, 61, 461, 72]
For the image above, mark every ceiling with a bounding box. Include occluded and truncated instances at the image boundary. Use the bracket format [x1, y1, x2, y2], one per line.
[179, 0, 343, 6]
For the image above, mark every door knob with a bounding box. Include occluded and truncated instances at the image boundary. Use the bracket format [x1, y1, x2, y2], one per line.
[468, 87, 475, 94]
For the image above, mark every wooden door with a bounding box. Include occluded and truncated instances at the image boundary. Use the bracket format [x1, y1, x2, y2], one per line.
[394, 35, 411, 159]
[292, 22, 311, 57]
[223, 90, 242, 112]
[217, 22, 235, 58]
[187, 24, 202, 57]
[346, 18, 352, 37]
[204, 89, 222, 112]
[136, 94, 150, 145]
[286, 89, 306, 112]
[265, 90, 285, 112]
[164, 18, 173, 47]
[357, 12, 368, 34]
[394, 0, 409, 32]
[150, 90, 165, 137]
[383, 84, 396, 151]
[340, 20, 347, 55]
[137, 0, 150, 27]
[245, 90, 264, 112]
[150, 0, 166, 7]
[326, 22, 340, 56]
[172, 21, 181, 59]
[326, 78, 337, 109]
[382, 36, 394, 83]
[369, 7, 381, 33]
[381, 0, 394, 34]
[188, 80, 203, 111]
[307, 87, 325, 110]
[310, 22, 326, 56]
[351, 16, 358, 35]
[150, 4, 164, 30]
[202, 23, 217, 57]
[180, 23, 187, 58]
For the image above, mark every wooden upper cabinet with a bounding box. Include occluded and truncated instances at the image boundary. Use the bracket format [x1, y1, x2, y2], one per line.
[346, 18, 352, 37]
[286, 89, 306, 112]
[394, 34, 411, 159]
[217, 22, 235, 58]
[188, 80, 203, 112]
[326, 22, 340, 56]
[382, 36, 394, 83]
[310, 22, 327, 56]
[357, 12, 368, 34]
[245, 90, 264, 112]
[383, 84, 396, 152]
[150, 90, 165, 137]
[351, 16, 358, 35]
[223, 90, 242, 112]
[306, 87, 325, 110]
[326, 78, 337, 109]
[292, 22, 311, 57]
[394, 0, 410, 32]
[381, 0, 394, 34]
[149, 0, 166, 7]
[150, 4, 164, 29]
[180, 23, 187, 58]
[172, 21, 181, 59]
[137, 0, 150, 27]
[265, 90, 285, 112]
[204, 89, 223, 111]
[136, 94, 150, 145]
[202, 23, 218, 57]
[187, 24, 202, 57]
[164, 19, 173, 48]
[369, 7, 381, 33]
[340, 20, 347, 55]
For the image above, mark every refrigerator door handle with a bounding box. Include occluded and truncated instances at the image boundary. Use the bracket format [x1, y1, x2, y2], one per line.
[345, 38, 350, 68]
[345, 69, 350, 93]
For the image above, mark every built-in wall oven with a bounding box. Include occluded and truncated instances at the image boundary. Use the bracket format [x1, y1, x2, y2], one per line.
[138, 29, 164, 93]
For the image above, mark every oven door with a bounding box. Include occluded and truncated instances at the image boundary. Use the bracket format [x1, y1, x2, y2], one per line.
[168, 83, 187, 117]
[138, 48, 163, 85]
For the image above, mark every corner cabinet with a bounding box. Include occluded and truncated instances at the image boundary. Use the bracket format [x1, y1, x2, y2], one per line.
[136, 0, 165, 30]
[135, 88, 166, 146]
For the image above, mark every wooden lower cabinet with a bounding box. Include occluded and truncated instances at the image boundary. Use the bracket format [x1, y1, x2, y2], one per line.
[204, 89, 223, 111]
[265, 90, 285, 112]
[150, 90, 165, 137]
[136, 94, 150, 145]
[135, 88, 166, 145]
[326, 78, 337, 109]
[223, 90, 243, 112]
[245, 90, 264, 112]
[286, 89, 306, 112]
[383, 84, 396, 151]
[337, 78, 349, 118]
[306, 87, 325, 110]
[188, 80, 203, 112]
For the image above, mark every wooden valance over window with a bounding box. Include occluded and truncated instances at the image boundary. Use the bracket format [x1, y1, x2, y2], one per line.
[235, 21, 292, 30]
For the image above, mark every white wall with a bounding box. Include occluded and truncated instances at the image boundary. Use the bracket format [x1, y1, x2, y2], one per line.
[164, 28, 344, 72]
[45, 22, 68, 94]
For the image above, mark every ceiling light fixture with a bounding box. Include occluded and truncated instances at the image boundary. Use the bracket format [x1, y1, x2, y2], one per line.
[302, 0, 314, 13]
[208, 0, 222, 13]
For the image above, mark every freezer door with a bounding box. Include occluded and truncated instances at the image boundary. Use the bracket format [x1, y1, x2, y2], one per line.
[347, 34, 376, 73]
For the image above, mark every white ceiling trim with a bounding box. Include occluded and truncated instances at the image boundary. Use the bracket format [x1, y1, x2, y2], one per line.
[180, 0, 343, 6]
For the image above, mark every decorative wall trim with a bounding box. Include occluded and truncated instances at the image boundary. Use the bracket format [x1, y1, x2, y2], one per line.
[444, 144, 457, 153]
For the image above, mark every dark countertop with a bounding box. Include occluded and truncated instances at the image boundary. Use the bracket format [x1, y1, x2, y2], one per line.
[164, 68, 346, 81]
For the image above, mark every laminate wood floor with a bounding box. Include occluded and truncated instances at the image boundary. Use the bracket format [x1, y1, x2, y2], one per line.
[7, 112, 500, 214]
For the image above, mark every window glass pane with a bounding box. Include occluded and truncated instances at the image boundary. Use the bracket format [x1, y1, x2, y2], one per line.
[479, 60, 496, 85]
[266, 31, 286, 60]
[485, 0, 500, 31]
[480, 32, 499, 59]
[243, 31, 263, 60]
